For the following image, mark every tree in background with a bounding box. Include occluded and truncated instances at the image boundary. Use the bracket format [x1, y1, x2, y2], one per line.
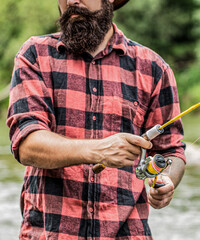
[0, 0, 58, 88]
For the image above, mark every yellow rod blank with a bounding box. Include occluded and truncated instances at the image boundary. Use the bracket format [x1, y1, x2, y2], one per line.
[159, 102, 200, 130]
[151, 176, 157, 188]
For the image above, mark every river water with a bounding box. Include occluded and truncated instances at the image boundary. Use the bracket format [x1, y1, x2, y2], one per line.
[0, 154, 200, 240]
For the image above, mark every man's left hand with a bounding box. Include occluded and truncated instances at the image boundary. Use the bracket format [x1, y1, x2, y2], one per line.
[147, 175, 175, 209]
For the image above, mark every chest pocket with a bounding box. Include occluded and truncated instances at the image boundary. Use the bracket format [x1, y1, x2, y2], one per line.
[103, 97, 146, 134]
[122, 99, 146, 133]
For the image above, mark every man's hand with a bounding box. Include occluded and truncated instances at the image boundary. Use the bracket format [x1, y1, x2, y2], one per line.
[95, 133, 152, 169]
[147, 175, 175, 209]
[19, 130, 152, 169]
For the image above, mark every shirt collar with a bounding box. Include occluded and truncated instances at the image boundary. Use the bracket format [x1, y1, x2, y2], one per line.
[56, 23, 128, 56]
[106, 23, 127, 56]
[56, 37, 66, 53]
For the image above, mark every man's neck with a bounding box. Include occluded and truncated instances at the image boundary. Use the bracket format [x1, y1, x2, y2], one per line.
[89, 25, 114, 57]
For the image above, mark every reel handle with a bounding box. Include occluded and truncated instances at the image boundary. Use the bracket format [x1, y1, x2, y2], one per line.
[92, 125, 161, 174]
[154, 182, 165, 188]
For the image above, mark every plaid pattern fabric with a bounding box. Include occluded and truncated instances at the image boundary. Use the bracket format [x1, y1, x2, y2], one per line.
[7, 23, 185, 239]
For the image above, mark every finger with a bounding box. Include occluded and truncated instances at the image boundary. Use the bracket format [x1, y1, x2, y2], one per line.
[148, 194, 173, 209]
[125, 134, 153, 149]
[115, 148, 139, 161]
[154, 184, 174, 195]
[149, 190, 174, 201]
[119, 151, 139, 162]
[125, 144, 141, 155]
[118, 140, 142, 156]
[109, 159, 135, 168]
[149, 185, 174, 198]
[149, 176, 174, 192]
[148, 178, 154, 187]
[148, 197, 172, 209]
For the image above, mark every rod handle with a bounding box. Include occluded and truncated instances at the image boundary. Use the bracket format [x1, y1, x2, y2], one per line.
[92, 163, 106, 174]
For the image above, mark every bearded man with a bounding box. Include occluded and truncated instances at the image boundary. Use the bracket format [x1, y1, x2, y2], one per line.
[7, 0, 186, 239]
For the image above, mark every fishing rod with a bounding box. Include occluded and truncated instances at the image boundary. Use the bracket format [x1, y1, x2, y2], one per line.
[92, 102, 200, 186]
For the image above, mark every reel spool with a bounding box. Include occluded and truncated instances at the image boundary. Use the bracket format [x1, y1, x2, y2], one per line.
[136, 153, 172, 180]
[136, 125, 172, 180]
[146, 154, 167, 176]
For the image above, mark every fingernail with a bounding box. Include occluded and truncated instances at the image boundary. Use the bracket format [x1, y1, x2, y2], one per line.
[149, 142, 153, 149]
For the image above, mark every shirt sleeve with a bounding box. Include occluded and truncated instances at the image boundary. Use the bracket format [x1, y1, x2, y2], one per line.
[146, 65, 186, 163]
[6, 38, 56, 162]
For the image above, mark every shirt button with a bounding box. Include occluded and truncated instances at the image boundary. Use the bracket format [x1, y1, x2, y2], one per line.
[91, 177, 94, 182]
[92, 116, 96, 121]
[90, 208, 94, 213]
[134, 101, 138, 106]
[93, 87, 97, 93]
[92, 61, 95, 65]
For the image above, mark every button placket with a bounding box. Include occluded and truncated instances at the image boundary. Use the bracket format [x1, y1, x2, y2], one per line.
[89, 207, 94, 213]
[92, 87, 97, 93]
[92, 115, 96, 121]
[91, 177, 94, 182]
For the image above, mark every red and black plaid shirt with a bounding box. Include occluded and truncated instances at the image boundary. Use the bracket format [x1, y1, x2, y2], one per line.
[7, 24, 185, 240]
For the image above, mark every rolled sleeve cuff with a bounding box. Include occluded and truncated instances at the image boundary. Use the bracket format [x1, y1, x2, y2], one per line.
[11, 121, 50, 162]
[162, 150, 186, 164]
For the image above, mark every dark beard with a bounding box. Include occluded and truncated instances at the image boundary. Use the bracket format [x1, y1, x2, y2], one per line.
[59, 1, 113, 55]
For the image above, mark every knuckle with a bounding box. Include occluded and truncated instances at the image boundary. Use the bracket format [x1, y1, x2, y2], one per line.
[154, 205, 160, 209]
[117, 132, 126, 139]
[118, 152, 126, 157]
[147, 141, 153, 149]
[133, 137, 141, 146]
[118, 143, 126, 149]
[135, 148, 141, 154]
[117, 161, 124, 168]
[143, 140, 151, 149]
[133, 154, 139, 160]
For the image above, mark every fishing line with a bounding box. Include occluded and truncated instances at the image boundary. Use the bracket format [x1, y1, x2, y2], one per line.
[189, 136, 200, 147]
[155, 136, 200, 183]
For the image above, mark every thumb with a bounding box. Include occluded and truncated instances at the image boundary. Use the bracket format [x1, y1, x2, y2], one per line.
[126, 134, 153, 149]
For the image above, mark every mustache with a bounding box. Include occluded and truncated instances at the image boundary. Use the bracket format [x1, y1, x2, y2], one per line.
[60, 6, 101, 23]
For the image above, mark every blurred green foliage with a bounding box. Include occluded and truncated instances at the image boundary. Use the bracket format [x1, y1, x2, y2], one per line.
[0, 0, 200, 108]
[0, 0, 59, 87]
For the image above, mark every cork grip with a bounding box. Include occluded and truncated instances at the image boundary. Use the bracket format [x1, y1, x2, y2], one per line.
[92, 163, 106, 174]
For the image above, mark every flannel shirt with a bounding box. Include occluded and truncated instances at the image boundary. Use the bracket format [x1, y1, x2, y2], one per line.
[7, 23, 186, 240]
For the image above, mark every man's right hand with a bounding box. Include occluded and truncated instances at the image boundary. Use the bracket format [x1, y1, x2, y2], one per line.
[92, 133, 152, 169]
[19, 130, 152, 169]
